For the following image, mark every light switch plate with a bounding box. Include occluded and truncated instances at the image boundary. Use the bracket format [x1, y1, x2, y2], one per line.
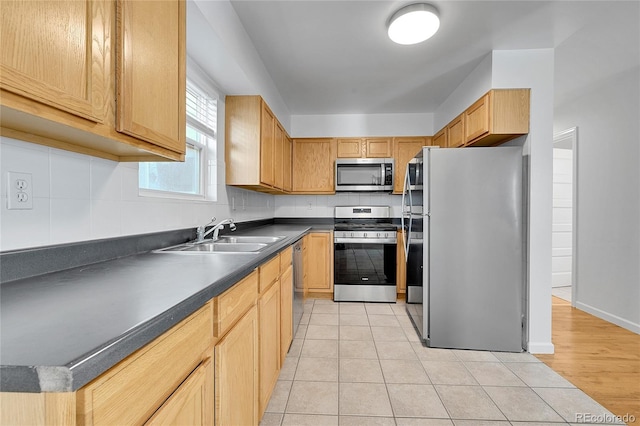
[7, 172, 33, 210]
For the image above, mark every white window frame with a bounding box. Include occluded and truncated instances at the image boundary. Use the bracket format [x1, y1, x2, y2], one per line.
[138, 58, 220, 201]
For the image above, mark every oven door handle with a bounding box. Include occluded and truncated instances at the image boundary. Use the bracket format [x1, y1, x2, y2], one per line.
[334, 237, 397, 244]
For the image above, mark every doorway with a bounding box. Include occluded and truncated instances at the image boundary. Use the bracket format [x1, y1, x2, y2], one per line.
[551, 127, 577, 304]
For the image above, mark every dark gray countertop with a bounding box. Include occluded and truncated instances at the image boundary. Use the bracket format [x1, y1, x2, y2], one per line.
[0, 224, 327, 393]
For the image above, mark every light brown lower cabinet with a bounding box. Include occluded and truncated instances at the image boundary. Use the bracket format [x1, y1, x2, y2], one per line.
[215, 304, 259, 426]
[304, 232, 334, 296]
[258, 277, 281, 418]
[280, 264, 293, 364]
[145, 358, 213, 426]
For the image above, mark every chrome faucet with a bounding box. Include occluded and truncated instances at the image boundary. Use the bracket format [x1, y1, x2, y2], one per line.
[195, 217, 236, 242]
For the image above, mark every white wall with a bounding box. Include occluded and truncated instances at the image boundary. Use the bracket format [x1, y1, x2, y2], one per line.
[0, 101, 275, 252]
[554, 67, 640, 333]
[552, 147, 573, 288]
[291, 113, 433, 138]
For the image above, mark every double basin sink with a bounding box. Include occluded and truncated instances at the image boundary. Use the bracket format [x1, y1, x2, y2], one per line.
[155, 235, 286, 254]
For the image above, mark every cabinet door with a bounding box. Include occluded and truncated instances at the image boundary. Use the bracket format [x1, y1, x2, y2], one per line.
[283, 135, 293, 192]
[364, 138, 392, 158]
[116, 0, 186, 154]
[274, 123, 286, 190]
[337, 138, 363, 158]
[145, 358, 213, 426]
[432, 128, 446, 147]
[260, 102, 276, 187]
[306, 232, 333, 292]
[280, 265, 293, 364]
[215, 305, 258, 426]
[447, 114, 465, 148]
[464, 93, 490, 143]
[292, 138, 337, 193]
[1, 0, 108, 123]
[258, 281, 280, 417]
[392, 137, 428, 194]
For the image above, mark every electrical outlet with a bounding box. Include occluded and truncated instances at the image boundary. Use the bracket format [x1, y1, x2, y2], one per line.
[7, 172, 33, 210]
[307, 203, 313, 210]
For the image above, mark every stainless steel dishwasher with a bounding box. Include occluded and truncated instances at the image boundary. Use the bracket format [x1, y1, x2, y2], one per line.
[292, 240, 304, 336]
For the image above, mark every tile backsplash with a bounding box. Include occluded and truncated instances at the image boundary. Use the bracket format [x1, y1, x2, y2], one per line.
[0, 137, 274, 251]
[274, 193, 402, 218]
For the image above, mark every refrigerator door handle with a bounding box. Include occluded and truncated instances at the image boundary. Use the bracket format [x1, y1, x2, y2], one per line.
[402, 164, 412, 260]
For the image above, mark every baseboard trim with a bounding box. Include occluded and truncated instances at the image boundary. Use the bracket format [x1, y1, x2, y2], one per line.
[528, 341, 555, 354]
[575, 301, 640, 334]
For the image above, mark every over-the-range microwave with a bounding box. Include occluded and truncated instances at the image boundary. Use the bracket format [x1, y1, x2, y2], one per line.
[335, 158, 394, 192]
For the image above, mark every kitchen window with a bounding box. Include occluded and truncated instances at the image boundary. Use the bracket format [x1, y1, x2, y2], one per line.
[139, 76, 218, 200]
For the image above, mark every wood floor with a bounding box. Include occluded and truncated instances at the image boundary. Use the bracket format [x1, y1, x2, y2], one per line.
[536, 296, 640, 421]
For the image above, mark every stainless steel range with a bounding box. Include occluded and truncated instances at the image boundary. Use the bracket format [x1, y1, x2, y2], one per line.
[333, 206, 397, 303]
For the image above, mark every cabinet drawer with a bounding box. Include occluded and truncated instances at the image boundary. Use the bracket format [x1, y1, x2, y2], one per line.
[280, 246, 293, 273]
[214, 271, 258, 337]
[259, 255, 280, 293]
[77, 304, 212, 426]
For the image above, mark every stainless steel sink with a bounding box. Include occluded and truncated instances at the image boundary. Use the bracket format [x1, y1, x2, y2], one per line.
[154, 235, 286, 254]
[216, 236, 285, 244]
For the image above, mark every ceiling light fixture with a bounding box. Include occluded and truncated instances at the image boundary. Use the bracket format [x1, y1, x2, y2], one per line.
[387, 3, 440, 45]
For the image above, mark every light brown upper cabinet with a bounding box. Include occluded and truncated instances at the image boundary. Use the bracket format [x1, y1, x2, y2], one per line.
[392, 137, 430, 194]
[292, 138, 337, 194]
[464, 89, 530, 146]
[0, 0, 187, 162]
[432, 128, 446, 147]
[225, 95, 291, 194]
[447, 114, 465, 148]
[336, 137, 392, 158]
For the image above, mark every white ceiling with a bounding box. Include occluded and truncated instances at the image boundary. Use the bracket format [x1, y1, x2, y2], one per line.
[193, 1, 640, 115]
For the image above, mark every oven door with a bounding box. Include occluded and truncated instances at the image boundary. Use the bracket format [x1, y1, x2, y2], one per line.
[334, 237, 397, 302]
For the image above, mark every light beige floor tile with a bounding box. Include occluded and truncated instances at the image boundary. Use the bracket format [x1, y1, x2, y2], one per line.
[310, 313, 340, 325]
[420, 361, 477, 385]
[371, 326, 408, 342]
[339, 303, 367, 315]
[279, 356, 299, 380]
[300, 313, 311, 325]
[340, 416, 396, 425]
[296, 323, 309, 339]
[511, 423, 572, 426]
[313, 303, 340, 314]
[483, 386, 565, 422]
[380, 359, 430, 384]
[387, 384, 449, 418]
[376, 341, 418, 360]
[295, 357, 338, 381]
[282, 414, 339, 426]
[286, 381, 339, 415]
[396, 419, 454, 426]
[368, 314, 401, 327]
[434, 385, 506, 420]
[390, 303, 409, 316]
[339, 382, 393, 416]
[287, 338, 304, 358]
[464, 362, 526, 386]
[506, 362, 576, 388]
[411, 343, 459, 361]
[396, 316, 416, 329]
[260, 412, 283, 426]
[452, 421, 510, 426]
[452, 349, 500, 362]
[301, 339, 339, 358]
[365, 303, 395, 315]
[339, 325, 373, 341]
[403, 327, 422, 343]
[340, 314, 369, 326]
[491, 351, 541, 363]
[339, 358, 384, 383]
[339, 340, 379, 359]
[306, 325, 339, 340]
[533, 387, 624, 424]
[266, 380, 293, 413]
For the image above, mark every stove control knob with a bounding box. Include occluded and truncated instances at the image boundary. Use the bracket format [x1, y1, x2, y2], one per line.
[350, 232, 354, 238]
[377, 233, 381, 237]
[364, 232, 367, 237]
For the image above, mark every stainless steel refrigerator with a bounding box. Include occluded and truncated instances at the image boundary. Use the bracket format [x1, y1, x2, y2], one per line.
[403, 146, 525, 352]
